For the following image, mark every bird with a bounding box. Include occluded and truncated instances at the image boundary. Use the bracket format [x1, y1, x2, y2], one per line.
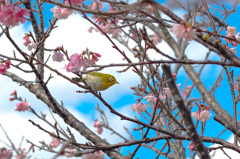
[72, 72, 119, 91]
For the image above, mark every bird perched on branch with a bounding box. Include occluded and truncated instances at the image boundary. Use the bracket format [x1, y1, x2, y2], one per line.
[72, 72, 119, 91]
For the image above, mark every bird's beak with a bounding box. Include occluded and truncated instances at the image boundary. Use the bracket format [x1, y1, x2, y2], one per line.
[116, 81, 119, 84]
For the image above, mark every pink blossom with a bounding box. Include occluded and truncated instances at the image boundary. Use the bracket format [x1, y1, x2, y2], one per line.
[27, 42, 37, 51]
[88, 27, 93, 33]
[90, 52, 101, 64]
[65, 148, 77, 157]
[187, 141, 195, 152]
[143, 93, 156, 103]
[226, 26, 236, 36]
[82, 151, 105, 159]
[145, 4, 154, 15]
[49, 137, 60, 148]
[94, 120, 103, 134]
[0, 60, 11, 75]
[0, 4, 30, 27]
[50, 6, 72, 19]
[0, 147, 12, 159]
[93, 120, 101, 128]
[5, 60, 10, 69]
[151, 34, 162, 45]
[91, 1, 103, 10]
[15, 101, 30, 112]
[23, 35, 31, 46]
[163, 83, 181, 98]
[10, 90, 17, 96]
[192, 110, 211, 122]
[52, 51, 64, 62]
[64, 53, 85, 72]
[9, 97, 15, 101]
[131, 102, 147, 114]
[170, 23, 196, 44]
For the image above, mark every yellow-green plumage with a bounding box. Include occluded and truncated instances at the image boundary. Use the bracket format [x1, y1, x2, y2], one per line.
[84, 72, 118, 91]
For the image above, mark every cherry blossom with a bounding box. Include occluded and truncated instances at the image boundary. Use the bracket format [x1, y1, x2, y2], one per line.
[52, 50, 64, 62]
[225, 26, 239, 47]
[131, 102, 147, 114]
[0, 147, 12, 159]
[0, 60, 11, 75]
[49, 136, 60, 148]
[23, 34, 31, 46]
[50, 4, 73, 19]
[0, 4, 30, 27]
[64, 53, 86, 72]
[192, 106, 211, 122]
[143, 93, 156, 103]
[170, 23, 196, 44]
[187, 141, 195, 152]
[15, 101, 30, 112]
[82, 151, 105, 159]
[93, 120, 103, 134]
[27, 42, 37, 51]
[226, 26, 236, 36]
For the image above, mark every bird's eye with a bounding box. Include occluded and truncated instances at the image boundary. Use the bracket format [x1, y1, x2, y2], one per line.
[109, 77, 113, 81]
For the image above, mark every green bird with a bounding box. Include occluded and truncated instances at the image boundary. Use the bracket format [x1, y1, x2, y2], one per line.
[73, 72, 119, 91]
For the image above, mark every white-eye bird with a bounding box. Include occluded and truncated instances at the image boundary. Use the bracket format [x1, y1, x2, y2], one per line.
[73, 72, 119, 91]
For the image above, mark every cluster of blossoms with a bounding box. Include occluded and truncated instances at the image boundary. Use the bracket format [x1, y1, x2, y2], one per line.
[0, 60, 10, 75]
[82, 151, 105, 159]
[225, 26, 240, 47]
[170, 22, 197, 44]
[23, 34, 37, 51]
[50, 0, 88, 19]
[14, 101, 30, 112]
[9, 90, 31, 111]
[93, 119, 103, 134]
[49, 134, 61, 148]
[0, 147, 12, 159]
[131, 102, 147, 114]
[64, 51, 101, 72]
[50, 1, 73, 19]
[0, 2, 30, 27]
[192, 104, 211, 122]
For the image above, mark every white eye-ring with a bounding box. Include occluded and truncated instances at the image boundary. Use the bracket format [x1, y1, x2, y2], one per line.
[109, 77, 113, 81]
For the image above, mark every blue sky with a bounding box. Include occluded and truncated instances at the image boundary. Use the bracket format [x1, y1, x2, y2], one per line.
[0, 0, 240, 159]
